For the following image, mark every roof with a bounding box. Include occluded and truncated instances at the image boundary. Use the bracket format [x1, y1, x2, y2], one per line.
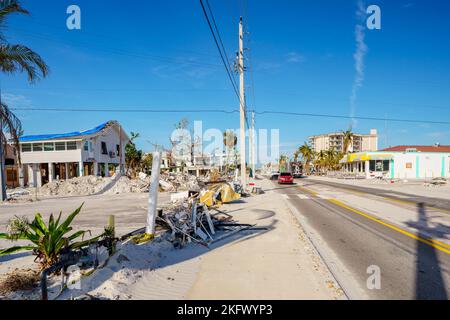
[19, 120, 129, 143]
[381, 145, 450, 153]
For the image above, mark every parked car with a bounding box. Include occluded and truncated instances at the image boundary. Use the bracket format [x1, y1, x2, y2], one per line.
[269, 171, 280, 180]
[278, 172, 294, 184]
[293, 171, 303, 178]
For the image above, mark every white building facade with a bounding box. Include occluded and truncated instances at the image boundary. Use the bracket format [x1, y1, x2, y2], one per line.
[339, 146, 450, 179]
[309, 129, 378, 153]
[18, 120, 130, 187]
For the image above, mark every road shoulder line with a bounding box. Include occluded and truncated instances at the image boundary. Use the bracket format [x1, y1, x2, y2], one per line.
[281, 195, 354, 300]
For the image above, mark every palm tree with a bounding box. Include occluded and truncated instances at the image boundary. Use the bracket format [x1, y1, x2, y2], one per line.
[324, 148, 343, 171]
[298, 142, 314, 175]
[279, 154, 287, 172]
[314, 150, 326, 173]
[125, 132, 142, 177]
[293, 150, 300, 163]
[223, 130, 237, 171]
[0, 1, 49, 201]
[342, 127, 354, 154]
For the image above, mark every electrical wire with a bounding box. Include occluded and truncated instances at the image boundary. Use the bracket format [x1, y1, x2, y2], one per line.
[9, 107, 450, 125]
[199, 0, 240, 101]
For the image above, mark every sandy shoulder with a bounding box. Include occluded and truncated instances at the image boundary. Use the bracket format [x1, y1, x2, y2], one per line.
[187, 180, 343, 300]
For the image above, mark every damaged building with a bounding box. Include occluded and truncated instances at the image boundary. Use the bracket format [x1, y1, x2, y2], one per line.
[16, 120, 130, 187]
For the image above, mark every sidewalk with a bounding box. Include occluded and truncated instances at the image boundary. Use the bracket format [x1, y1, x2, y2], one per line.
[186, 178, 343, 299]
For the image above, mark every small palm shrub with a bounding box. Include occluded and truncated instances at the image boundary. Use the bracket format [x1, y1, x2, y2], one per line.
[0, 204, 100, 270]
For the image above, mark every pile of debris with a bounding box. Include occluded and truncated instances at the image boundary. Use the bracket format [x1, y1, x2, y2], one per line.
[105, 176, 150, 194]
[158, 172, 202, 192]
[424, 177, 448, 187]
[39, 175, 111, 196]
[157, 182, 253, 247]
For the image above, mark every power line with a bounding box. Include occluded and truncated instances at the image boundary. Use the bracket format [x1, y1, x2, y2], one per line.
[204, 0, 239, 92]
[11, 107, 239, 114]
[10, 27, 222, 69]
[199, 0, 240, 102]
[4, 87, 232, 93]
[10, 107, 450, 125]
[24, 18, 220, 59]
[251, 110, 450, 125]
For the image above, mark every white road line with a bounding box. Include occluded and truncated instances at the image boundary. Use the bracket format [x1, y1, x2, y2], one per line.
[317, 195, 332, 199]
[282, 194, 290, 200]
[297, 194, 310, 199]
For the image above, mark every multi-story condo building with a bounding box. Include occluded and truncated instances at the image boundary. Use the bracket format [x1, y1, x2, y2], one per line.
[309, 129, 378, 153]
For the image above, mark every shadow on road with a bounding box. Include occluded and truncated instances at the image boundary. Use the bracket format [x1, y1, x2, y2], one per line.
[413, 203, 448, 300]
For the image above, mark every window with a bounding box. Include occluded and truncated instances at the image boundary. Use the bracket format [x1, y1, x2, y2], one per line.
[101, 142, 108, 155]
[369, 160, 375, 171]
[21, 144, 31, 152]
[44, 143, 54, 152]
[382, 160, 390, 172]
[32, 143, 43, 152]
[66, 141, 77, 150]
[116, 144, 120, 156]
[84, 141, 89, 151]
[370, 160, 390, 172]
[55, 142, 66, 151]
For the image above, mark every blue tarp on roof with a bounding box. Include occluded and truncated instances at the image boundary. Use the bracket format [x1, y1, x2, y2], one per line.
[19, 121, 111, 142]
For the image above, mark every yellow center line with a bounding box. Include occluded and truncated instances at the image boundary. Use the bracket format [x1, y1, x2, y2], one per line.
[310, 183, 450, 216]
[382, 197, 450, 215]
[297, 186, 318, 196]
[327, 198, 450, 255]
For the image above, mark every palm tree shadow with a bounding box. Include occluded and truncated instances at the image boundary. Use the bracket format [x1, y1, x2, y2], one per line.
[408, 203, 448, 300]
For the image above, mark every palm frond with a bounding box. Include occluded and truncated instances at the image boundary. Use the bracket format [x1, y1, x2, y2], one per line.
[0, 100, 22, 163]
[0, 44, 49, 82]
[0, 245, 35, 256]
[0, 1, 29, 41]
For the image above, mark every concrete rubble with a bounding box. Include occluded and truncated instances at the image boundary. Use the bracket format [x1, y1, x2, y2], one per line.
[424, 177, 448, 187]
[6, 172, 205, 200]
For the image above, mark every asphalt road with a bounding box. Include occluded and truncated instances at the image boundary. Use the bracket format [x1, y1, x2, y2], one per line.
[274, 180, 450, 300]
[303, 178, 450, 212]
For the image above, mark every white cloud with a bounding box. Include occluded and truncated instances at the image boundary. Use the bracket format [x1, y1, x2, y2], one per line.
[254, 61, 282, 72]
[285, 52, 305, 63]
[426, 131, 450, 139]
[349, 0, 368, 127]
[1, 93, 32, 107]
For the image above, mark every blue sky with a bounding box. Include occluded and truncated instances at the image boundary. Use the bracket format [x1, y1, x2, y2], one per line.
[2, 0, 450, 157]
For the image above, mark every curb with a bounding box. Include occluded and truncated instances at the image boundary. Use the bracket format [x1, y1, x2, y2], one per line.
[281, 194, 351, 300]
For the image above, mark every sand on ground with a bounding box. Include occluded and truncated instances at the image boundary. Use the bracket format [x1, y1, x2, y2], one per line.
[1, 179, 342, 300]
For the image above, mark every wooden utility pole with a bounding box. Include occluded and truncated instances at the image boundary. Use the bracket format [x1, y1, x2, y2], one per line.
[250, 111, 256, 178]
[238, 17, 247, 188]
